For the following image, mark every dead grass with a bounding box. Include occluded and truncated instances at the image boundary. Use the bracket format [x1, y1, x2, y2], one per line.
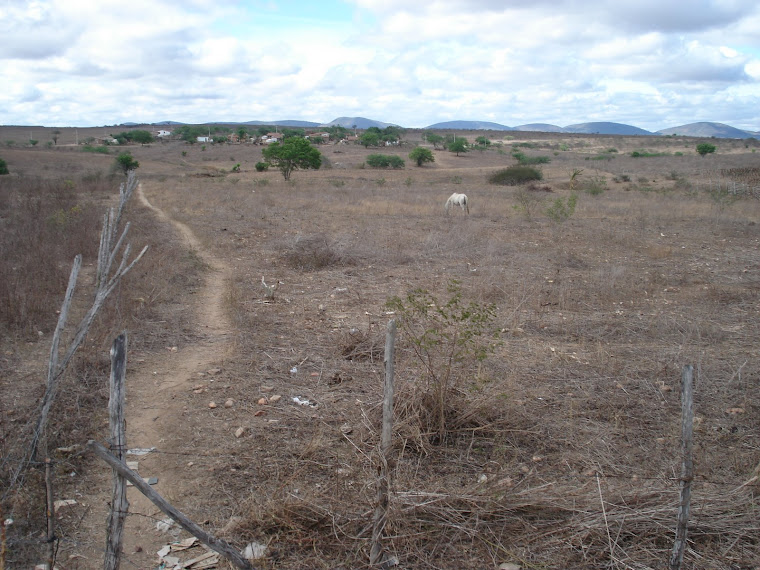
[3, 132, 760, 568]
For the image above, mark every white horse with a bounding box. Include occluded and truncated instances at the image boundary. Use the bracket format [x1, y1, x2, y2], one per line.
[445, 193, 469, 215]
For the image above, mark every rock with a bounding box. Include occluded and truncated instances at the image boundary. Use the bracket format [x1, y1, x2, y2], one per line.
[257, 397, 268, 405]
[208, 402, 217, 409]
[499, 564, 521, 570]
[243, 541, 267, 560]
[340, 423, 353, 435]
[224, 398, 234, 408]
[207, 368, 222, 375]
[235, 427, 246, 438]
[269, 394, 281, 403]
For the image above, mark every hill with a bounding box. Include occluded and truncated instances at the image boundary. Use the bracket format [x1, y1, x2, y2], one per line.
[656, 121, 756, 139]
[563, 122, 652, 135]
[322, 117, 398, 129]
[424, 120, 513, 130]
[513, 123, 565, 133]
[237, 120, 321, 128]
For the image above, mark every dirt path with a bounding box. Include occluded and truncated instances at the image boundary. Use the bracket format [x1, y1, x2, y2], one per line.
[114, 183, 232, 567]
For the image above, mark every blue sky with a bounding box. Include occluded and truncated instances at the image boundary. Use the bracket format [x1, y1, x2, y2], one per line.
[1, 0, 759, 131]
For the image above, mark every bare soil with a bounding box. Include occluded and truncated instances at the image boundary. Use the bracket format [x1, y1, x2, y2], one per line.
[3, 129, 760, 569]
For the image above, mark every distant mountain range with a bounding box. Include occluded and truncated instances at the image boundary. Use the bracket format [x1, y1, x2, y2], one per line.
[127, 118, 757, 139]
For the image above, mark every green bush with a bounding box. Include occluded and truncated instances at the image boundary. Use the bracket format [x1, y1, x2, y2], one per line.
[488, 165, 543, 186]
[231, 163, 241, 173]
[82, 145, 110, 154]
[0, 158, 8, 175]
[366, 154, 405, 169]
[255, 162, 269, 172]
[546, 193, 578, 223]
[631, 150, 667, 158]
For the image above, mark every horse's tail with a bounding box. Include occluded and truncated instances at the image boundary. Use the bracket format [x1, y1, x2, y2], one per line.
[464, 195, 470, 214]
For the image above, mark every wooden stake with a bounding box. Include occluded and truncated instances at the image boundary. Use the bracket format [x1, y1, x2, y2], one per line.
[88, 441, 253, 570]
[670, 365, 694, 570]
[370, 319, 396, 566]
[104, 333, 128, 570]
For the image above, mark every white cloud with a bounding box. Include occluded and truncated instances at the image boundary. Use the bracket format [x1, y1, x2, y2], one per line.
[0, 0, 759, 130]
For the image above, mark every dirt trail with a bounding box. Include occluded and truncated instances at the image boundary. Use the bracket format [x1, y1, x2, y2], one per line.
[114, 183, 232, 566]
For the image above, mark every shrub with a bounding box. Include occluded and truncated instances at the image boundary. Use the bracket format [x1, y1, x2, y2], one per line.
[82, 145, 110, 154]
[255, 162, 269, 172]
[696, 143, 717, 157]
[385, 280, 500, 445]
[231, 163, 241, 173]
[582, 174, 607, 195]
[488, 165, 543, 186]
[0, 158, 8, 175]
[366, 154, 405, 169]
[546, 193, 578, 223]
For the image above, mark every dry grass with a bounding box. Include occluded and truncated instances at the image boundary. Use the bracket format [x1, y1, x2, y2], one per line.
[3, 130, 760, 568]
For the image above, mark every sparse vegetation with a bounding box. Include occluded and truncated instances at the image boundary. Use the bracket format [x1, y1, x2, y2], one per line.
[545, 192, 578, 222]
[0, 157, 8, 175]
[4, 127, 760, 569]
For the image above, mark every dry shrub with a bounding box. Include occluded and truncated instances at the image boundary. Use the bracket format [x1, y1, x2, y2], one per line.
[282, 234, 355, 270]
[339, 327, 384, 362]
[0, 175, 107, 337]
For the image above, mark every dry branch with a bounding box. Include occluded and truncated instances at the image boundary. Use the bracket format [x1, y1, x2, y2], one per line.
[88, 441, 254, 570]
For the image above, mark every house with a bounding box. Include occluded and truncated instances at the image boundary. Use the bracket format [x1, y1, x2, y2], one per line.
[260, 132, 284, 144]
[155, 130, 172, 138]
[197, 136, 211, 143]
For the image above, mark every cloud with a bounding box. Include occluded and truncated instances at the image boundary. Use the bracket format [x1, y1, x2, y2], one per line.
[0, 0, 758, 129]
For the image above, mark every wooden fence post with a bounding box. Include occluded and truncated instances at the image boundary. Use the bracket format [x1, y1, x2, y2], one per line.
[88, 441, 253, 570]
[104, 332, 128, 570]
[670, 364, 694, 570]
[370, 319, 397, 566]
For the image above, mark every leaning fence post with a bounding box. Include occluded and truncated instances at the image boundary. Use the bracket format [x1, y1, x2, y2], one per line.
[104, 332, 128, 570]
[670, 364, 694, 570]
[370, 319, 397, 566]
[88, 441, 253, 570]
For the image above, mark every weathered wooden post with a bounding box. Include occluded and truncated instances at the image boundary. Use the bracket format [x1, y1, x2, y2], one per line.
[104, 332, 128, 570]
[670, 365, 694, 570]
[89, 441, 254, 570]
[370, 319, 397, 566]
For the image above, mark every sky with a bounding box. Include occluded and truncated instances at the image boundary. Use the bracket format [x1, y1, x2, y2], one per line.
[2, 0, 760, 132]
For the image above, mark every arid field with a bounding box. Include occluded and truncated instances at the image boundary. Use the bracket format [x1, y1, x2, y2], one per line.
[2, 126, 760, 569]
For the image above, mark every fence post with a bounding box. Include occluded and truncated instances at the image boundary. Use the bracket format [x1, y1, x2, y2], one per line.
[370, 319, 397, 566]
[104, 332, 128, 570]
[670, 365, 694, 570]
[88, 441, 253, 570]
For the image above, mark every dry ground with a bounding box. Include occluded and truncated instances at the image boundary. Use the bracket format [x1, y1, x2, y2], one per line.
[2, 129, 760, 569]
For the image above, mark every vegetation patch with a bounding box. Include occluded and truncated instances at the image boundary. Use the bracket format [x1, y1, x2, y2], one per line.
[365, 154, 405, 169]
[488, 165, 543, 185]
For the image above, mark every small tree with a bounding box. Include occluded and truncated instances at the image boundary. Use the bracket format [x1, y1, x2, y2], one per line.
[29, 139, 38, 147]
[0, 157, 9, 175]
[696, 143, 716, 157]
[449, 138, 469, 156]
[475, 136, 491, 147]
[426, 133, 444, 149]
[130, 130, 154, 145]
[409, 147, 435, 167]
[262, 137, 322, 180]
[359, 132, 381, 148]
[115, 152, 139, 175]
